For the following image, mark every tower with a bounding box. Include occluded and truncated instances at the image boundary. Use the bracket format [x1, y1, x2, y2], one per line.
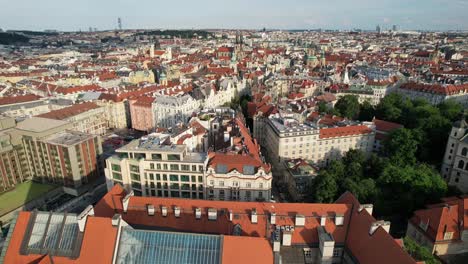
[149, 43, 155, 58]
[235, 31, 244, 61]
[376, 25, 381, 34]
[118, 17, 122, 31]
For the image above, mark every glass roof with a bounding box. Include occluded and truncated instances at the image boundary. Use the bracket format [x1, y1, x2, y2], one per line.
[24, 212, 79, 257]
[117, 228, 222, 264]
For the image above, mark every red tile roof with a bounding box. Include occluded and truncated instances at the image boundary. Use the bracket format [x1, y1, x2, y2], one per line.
[37, 102, 100, 120]
[400, 82, 468, 96]
[0, 94, 42, 106]
[409, 196, 468, 242]
[373, 118, 403, 132]
[222, 236, 273, 264]
[319, 125, 373, 139]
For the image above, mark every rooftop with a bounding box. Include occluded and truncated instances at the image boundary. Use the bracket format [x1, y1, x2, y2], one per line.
[15, 117, 70, 133]
[45, 131, 95, 146]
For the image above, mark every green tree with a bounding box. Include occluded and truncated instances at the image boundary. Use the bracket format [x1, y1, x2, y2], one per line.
[334, 95, 360, 119]
[384, 128, 419, 166]
[403, 236, 440, 264]
[438, 100, 463, 122]
[358, 100, 375, 121]
[317, 101, 328, 114]
[312, 171, 338, 203]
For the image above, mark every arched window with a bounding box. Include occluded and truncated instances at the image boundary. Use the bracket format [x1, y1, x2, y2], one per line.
[458, 160, 465, 169]
[465, 163, 468, 171]
[462, 147, 468, 157]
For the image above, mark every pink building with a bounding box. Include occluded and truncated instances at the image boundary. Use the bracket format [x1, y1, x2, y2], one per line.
[129, 96, 155, 132]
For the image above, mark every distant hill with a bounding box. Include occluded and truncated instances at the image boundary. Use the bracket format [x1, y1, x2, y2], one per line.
[137, 30, 214, 39]
[0, 32, 30, 45]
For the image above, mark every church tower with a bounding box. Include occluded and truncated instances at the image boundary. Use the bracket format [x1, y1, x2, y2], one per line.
[235, 31, 244, 61]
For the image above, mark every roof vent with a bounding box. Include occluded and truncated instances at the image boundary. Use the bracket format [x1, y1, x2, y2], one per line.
[147, 204, 155, 216]
[112, 214, 121, 226]
[369, 220, 391, 235]
[161, 206, 167, 217]
[251, 209, 258, 224]
[195, 208, 202, 219]
[174, 206, 181, 217]
[270, 212, 276, 225]
[335, 213, 344, 226]
[208, 208, 217, 221]
[320, 215, 326, 226]
[229, 210, 233, 222]
[295, 214, 305, 226]
[358, 204, 373, 215]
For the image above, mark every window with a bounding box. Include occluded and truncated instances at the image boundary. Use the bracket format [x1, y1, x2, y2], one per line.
[198, 176, 203, 182]
[163, 164, 168, 170]
[167, 154, 180, 161]
[169, 175, 179, 181]
[131, 174, 140, 181]
[163, 174, 167, 181]
[111, 164, 121, 171]
[149, 173, 154, 180]
[150, 163, 154, 170]
[462, 147, 468, 156]
[131, 182, 142, 190]
[246, 182, 251, 188]
[181, 165, 190, 171]
[245, 191, 251, 201]
[156, 174, 161, 180]
[219, 181, 224, 187]
[210, 180, 214, 185]
[333, 248, 342, 257]
[151, 154, 162, 160]
[259, 183, 263, 188]
[130, 165, 139, 173]
[444, 232, 454, 240]
[157, 163, 161, 170]
[113, 172, 122, 180]
[458, 160, 465, 169]
[181, 175, 190, 182]
[170, 164, 179, 171]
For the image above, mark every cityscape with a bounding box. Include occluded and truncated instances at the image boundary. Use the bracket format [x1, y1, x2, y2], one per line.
[0, 2, 468, 264]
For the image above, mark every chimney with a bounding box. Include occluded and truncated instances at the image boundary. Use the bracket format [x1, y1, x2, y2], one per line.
[320, 215, 326, 226]
[270, 212, 276, 224]
[282, 226, 293, 246]
[229, 210, 233, 221]
[208, 208, 217, 220]
[122, 190, 134, 213]
[272, 228, 281, 252]
[369, 220, 391, 235]
[112, 214, 121, 226]
[335, 213, 344, 226]
[359, 204, 373, 216]
[251, 209, 258, 224]
[318, 226, 335, 263]
[295, 214, 305, 226]
[161, 206, 168, 217]
[147, 204, 155, 216]
[174, 206, 181, 217]
[195, 208, 202, 219]
[77, 205, 94, 232]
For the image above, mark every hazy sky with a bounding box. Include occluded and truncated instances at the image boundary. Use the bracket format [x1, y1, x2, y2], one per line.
[0, 0, 467, 31]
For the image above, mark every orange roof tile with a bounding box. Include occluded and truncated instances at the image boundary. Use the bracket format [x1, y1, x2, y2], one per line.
[37, 102, 100, 120]
[319, 125, 373, 139]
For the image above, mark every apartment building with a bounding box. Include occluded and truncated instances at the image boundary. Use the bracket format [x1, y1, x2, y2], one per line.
[259, 114, 375, 167]
[0, 117, 28, 191]
[13, 117, 102, 193]
[152, 94, 200, 128]
[104, 134, 207, 199]
[37, 102, 107, 135]
[441, 119, 468, 192]
[396, 82, 468, 107]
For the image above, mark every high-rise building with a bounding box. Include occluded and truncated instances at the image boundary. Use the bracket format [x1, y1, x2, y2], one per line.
[376, 25, 382, 34]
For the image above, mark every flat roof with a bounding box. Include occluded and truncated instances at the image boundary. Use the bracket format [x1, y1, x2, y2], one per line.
[118, 139, 186, 153]
[45, 131, 94, 146]
[15, 117, 70, 133]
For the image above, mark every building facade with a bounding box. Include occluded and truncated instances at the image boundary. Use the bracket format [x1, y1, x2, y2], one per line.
[152, 94, 200, 128]
[104, 134, 207, 199]
[441, 119, 468, 192]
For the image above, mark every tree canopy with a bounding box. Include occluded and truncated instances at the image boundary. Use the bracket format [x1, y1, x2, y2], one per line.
[334, 95, 360, 119]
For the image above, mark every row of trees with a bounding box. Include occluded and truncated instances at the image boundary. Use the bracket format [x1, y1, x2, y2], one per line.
[310, 94, 464, 236]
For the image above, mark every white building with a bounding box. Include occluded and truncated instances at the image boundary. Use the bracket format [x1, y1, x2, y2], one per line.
[396, 82, 468, 107]
[152, 94, 200, 128]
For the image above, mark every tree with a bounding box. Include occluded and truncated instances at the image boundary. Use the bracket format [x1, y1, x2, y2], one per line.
[312, 171, 338, 203]
[334, 95, 360, 119]
[317, 101, 328, 114]
[358, 100, 375, 121]
[438, 100, 463, 122]
[384, 128, 419, 166]
[403, 236, 440, 264]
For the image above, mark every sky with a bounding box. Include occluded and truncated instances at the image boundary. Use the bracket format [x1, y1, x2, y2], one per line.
[0, 0, 467, 31]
